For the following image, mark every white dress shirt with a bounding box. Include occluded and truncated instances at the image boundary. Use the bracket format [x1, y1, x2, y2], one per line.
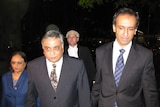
[112, 39, 132, 74]
[46, 57, 63, 82]
[68, 45, 78, 58]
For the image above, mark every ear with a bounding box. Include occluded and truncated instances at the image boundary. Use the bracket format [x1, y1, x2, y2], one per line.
[62, 46, 64, 52]
[112, 25, 116, 33]
[77, 37, 79, 42]
[134, 29, 137, 35]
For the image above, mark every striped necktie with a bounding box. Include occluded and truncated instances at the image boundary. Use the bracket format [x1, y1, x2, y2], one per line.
[114, 49, 125, 87]
[114, 49, 125, 107]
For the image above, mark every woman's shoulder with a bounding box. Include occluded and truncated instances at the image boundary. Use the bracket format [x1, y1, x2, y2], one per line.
[2, 71, 12, 77]
[2, 71, 12, 82]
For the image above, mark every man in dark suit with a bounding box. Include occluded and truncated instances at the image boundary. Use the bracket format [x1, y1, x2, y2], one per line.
[91, 7, 159, 107]
[64, 30, 96, 90]
[25, 30, 91, 107]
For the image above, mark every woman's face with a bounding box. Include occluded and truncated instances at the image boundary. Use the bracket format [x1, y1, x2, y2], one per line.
[10, 54, 26, 73]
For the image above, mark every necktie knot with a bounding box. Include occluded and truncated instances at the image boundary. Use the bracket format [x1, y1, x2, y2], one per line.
[53, 64, 56, 68]
[119, 49, 125, 54]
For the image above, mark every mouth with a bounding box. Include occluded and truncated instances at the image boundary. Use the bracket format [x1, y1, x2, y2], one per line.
[121, 37, 129, 42]
[13, 68, 20, 72]
[50, 56, 56, 59]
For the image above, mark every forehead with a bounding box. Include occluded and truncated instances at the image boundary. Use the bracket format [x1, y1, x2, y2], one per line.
[68, 33, 77, 37]
[11, 54, 23, 60]
[116, 14, 137, 26]
[42, 37, 62, 46]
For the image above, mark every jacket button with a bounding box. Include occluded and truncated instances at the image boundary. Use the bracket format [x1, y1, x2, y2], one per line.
[14, 87, 17, 90]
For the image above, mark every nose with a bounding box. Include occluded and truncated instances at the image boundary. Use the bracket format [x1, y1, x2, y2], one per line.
[124, 28, 128, 37]
[50, 48, 56, 55]
[15, 63, 19, 67]
[13, 63, 20, 68]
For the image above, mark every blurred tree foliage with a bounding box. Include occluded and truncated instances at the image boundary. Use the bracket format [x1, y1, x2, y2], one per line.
[78, 0, 160, 13]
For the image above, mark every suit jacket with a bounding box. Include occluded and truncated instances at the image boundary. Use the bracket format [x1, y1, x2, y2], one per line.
[64, 45, 96, 89]
[25, 55, 91, 107]
[1, 70, 28, 107]
[91, 42, 159, 107]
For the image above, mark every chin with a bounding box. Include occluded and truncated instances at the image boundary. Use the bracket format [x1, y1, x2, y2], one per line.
[49, 59, 57, 63]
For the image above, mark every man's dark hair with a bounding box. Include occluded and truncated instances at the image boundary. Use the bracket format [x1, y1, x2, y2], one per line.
[113, 7, 140, 29]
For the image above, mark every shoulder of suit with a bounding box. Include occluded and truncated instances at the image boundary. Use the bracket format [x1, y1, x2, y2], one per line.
[78, 45, 90, 51]
[28, 56, 45, 64]
[96, 42, 112, 51]
[133, 43, 151, 52]
[63, 54, 82, 61]
[63, 55, 84, 67]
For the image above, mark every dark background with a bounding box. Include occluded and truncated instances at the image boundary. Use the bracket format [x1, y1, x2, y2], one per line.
[0, 0, 160, 103]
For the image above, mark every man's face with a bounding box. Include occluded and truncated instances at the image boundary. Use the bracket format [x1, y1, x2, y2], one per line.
[42, 37, 64, 63]
[113, 14, 137, 48]
[67, 33, 79, 47]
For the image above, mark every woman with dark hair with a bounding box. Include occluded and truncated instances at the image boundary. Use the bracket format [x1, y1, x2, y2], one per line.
[1, 51, 28, 107]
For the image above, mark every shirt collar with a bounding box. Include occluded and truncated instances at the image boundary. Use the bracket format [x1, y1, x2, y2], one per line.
[46, 56, 63, 66]
[114, 39, 132, 51]
[69, 44, 78, 49]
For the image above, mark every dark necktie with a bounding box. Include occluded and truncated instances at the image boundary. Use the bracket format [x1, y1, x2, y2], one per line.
[50, 64, 58, 91]
[114, 49, 125, 87]
[114, 49, 125, 107]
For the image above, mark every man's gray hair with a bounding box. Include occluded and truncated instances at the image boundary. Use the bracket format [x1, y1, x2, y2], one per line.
[66, 30, 80, 38]
[42, 30, 64, 46]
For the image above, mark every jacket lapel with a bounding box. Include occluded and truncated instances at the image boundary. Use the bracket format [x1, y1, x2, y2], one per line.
[118, 43, 137, 87]
[101, 42, 114, 84]
[41, 57, 57, 93]
[105, 43, 114, 76]
[14, 70, 27, 95]
[55, 55, 70, 93]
